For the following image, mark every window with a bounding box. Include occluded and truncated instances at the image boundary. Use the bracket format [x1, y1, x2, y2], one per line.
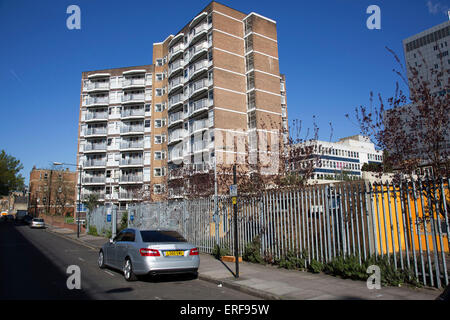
[145, 104, 151, 112]
[156, 88, 162, 96]
[156, 73, 163, 81]
[153, 167, 166, 177]
[156, 59, 163, 66]
[155, 119, 166, 128]
[140, 230, 186, 243]
[248, 110, 256, 129]
[154, 135, 165, 144]
[155, 103, 165, 112]
[153, 184, 165, 194]
[154, 151, 166, 160]
[145, 120, 151, 128]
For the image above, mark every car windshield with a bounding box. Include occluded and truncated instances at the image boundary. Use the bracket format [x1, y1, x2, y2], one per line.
[33, 219, 44, 222]
[140, 230, 187, 243]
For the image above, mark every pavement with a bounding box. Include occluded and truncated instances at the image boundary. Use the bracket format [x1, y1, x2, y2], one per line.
[45, 223, 444, 300]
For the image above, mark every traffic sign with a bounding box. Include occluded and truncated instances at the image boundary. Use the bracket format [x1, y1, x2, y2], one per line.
[230, 184, 238, 197]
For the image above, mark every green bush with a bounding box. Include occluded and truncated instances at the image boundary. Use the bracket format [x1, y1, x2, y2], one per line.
[243, 236, 264, 264]
[119, 211, 128, 232]
[212, 244, 231, 259]
[276, 250, 308, 270]
[309, 259, 324, 273]
[88, 225, 98, 236]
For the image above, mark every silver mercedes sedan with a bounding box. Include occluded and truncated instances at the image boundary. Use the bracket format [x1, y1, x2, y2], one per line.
[98, 228, 200, 281]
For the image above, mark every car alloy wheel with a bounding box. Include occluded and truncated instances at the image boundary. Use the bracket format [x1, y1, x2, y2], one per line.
[123, 259, 137, 281]
[98, 251, 105, 269]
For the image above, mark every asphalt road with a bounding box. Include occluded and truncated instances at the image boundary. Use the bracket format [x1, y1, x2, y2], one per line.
[0, 220, 259, 300]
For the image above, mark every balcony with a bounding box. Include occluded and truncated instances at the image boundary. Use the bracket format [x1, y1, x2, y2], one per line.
[186, 162, 210, 174]
[86, 96, 109, 107]
[82, 192, 105, 201]
[85, 127, 107, 137]
[122, 93, 145, 104]
[84, 81, 109, 92]
[189, 118, 208, 134]
[119, 174, 143, 183]
[189, 41, 208, 62]
[119, 192, 136, 200]
[189, 22, 208, 45]
[192, 140, 208, 153]
[189, 98, 209, 117]
[168, 58, 184, 78]
[119, 158, 143, 167]
[120, 125, 144, 135]
[83, 159, 106, 168]
[121, 108, 145, 119]
[168, 167, 184, 180]
[168, 42, 184, 62]
[122, 78, 145, 89]
[168, 76, 184, 94]
[85, 112, 108, 122]
[84, 143, 107, 153]
[168, 93, 184, 110]
[189, 59, 208, 80]
[120, 141, 144, 150]
[168, 111, 183, 127]
[168, 148, 183, 162]
[189, 78, 209, 98]
[82, 176, 106, 184]
[168, 129, 185, 145]
[168, 187, 185, 199]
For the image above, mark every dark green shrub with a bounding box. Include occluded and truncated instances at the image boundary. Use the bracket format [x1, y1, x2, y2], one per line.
[308, 259, 324, 273]
[243, 236, 264, 264]
[277, 250, 308, 270]
[212, 244, 231, 259]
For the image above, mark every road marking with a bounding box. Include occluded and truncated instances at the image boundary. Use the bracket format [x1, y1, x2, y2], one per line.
[104, 270, 115, 277]
[154, 296, 162, 300]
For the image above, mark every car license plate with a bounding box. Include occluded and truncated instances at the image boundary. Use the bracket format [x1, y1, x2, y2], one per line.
[165, 251, 184, 256]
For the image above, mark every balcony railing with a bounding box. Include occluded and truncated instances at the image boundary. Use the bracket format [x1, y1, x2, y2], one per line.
[190, 119, 208, 134]
[168, 148, 183, 161]
[186, 162, 210, 173]
[192, 140, 208, 153]
[85, 81, 109, 91]
[120, 125, 144, 134]
[120, 141, 144, 149]
[189, 98, 209, 116]
[168, 93, 184, 109]
[189, 59, 208, 79]
[85, 112, 108, 121]
[168, 76, 184, 92]
[168, 111, 183, 126]
[84, 143, 107, 152]
[168, 58, 184, 76]
[82, 192, 105, 201]
[168, 129, 185, 144]
[119, 192, 136, 200]
[86, 96, 109, 106]
[83, 176, 106, 184]
[120, 158, 143, 166]
[83, 159, 106, 167]
[119, 175, 143, 183]
[189, 23, 208, 44]
[122, 78, 145, 87]
[122, 93, 145, 103]
[169, 43, 184, 61]
[189, 78, 209, 97]
[189, 41, 208, 61]
[85, 127, 107, 136]
[121, 109, 145, 118]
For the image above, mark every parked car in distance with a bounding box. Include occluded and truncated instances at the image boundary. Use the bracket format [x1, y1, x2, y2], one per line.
[30, 218, 45, 228]
[98, 228, 200, 281]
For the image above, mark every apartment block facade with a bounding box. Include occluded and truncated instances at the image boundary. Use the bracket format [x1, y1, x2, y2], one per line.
[77, 2, 288, 209]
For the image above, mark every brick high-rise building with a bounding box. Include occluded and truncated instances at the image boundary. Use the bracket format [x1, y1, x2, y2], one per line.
[77, 1, 288, 210]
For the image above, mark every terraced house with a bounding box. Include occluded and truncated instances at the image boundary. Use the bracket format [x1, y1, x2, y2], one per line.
[76, 1, 288, 210]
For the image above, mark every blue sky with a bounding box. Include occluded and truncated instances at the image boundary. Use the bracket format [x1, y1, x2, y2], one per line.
[0, 0, 449, 184]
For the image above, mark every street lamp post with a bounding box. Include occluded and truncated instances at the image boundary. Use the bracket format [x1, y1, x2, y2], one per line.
[53, 162, 82, 238]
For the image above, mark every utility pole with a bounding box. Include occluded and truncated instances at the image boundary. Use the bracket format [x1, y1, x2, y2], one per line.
[233, 164, 239, 278]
